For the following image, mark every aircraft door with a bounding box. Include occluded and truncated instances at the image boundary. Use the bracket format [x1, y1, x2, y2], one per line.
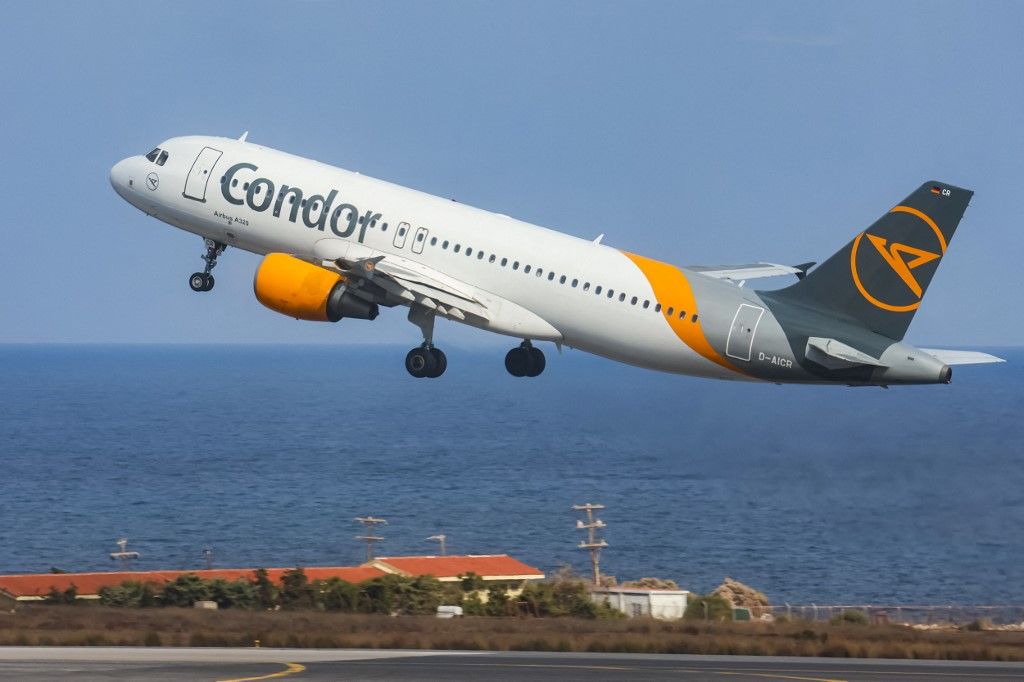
[411, 227, 428, 254]
[183, 146, 223, 202]
[392, 221, 410, 249]
[725, 303, 764, 361]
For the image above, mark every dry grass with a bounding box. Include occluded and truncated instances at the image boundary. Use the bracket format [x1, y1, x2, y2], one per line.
[1, 606, 1022, 660]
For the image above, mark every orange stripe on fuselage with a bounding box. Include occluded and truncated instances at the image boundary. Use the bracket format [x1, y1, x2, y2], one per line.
[622, 251, 741, 375]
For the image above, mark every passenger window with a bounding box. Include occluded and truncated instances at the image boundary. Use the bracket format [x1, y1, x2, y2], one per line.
[548, 272, 555, 281]
[512, 261, 519, 270]
[536, 268, 543, 277]
[466, 247, 473, 256]
[559, 275, 566, 284]
[679, 310, 686, 319]
[619, 293, 625, 302]
[643, 300, 650, 309]
[666, 307, 674, 316]
[655, 303, 662, 312]
[572, 279, 578, 287]
[431, 237, 437, 246]
[583, 282, 591, 291]
[501, 258, 507, 266]
[524, 265, 531, 273]
[442, 240, 449, 249]
[399, 226, 407, 236]
[454, 244, 461, 253]
[381, 223, 388, 232]
[145, 148, 161, 162]
[631, 296, 637, 305]
[478, 251, 485, 260]
[417, 233, 424, 241]
[691, 314, 699, 323]
[595, 285, 602, 295]
[489, 254, 496, 263]
[156, 151, 169, 166]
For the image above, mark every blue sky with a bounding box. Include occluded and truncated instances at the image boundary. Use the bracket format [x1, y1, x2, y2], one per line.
[1, 1, 1021, 346]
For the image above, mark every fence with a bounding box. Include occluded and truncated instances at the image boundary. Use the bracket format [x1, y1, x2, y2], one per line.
[764, 604, 1024, 626]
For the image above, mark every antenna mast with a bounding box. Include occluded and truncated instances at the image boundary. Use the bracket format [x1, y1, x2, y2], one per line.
[427, 534, 447, 555]
[109, 538, 140, 569]
[573, 503, 608, 585]
[354, 516, 387, 561]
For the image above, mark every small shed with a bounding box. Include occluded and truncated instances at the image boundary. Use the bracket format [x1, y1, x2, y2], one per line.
[591, 587, 690, 620]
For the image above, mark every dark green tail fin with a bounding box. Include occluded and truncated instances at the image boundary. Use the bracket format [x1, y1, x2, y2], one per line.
[775, 181, 972, 341]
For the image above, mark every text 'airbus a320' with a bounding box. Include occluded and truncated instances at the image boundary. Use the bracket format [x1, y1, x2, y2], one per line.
[110, 133, 1002, 385]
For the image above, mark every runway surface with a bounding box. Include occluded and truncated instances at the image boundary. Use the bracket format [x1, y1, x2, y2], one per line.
[1, 647, 1023, 681]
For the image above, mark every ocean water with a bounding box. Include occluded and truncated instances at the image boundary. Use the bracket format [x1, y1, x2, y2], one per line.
[0, 344, 1020, 605]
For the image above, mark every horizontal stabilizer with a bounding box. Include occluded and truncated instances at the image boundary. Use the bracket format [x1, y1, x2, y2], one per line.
[805, 336, 887, 370]
[919, 349, 1005, 365]
[690, 262, 815, 282]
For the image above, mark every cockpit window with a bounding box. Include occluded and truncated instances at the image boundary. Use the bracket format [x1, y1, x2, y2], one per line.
[145, 148, 161, 162]
[156, 150, 169, 166]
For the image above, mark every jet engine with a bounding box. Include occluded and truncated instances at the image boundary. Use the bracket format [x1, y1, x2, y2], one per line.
[254, 253, 378, 322]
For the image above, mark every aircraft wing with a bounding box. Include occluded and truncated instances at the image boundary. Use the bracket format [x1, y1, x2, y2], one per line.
[919, 349, 1005, 365]
[688, 262, 815, 282]
[313, 241, 492, 321]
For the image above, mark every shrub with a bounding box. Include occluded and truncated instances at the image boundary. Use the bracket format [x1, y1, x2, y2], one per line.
[208, 578, 257, 610]
[98, 581, 158, 607]
[160, 574, 210, 607]
[829, 610, 869, 626]
[683, 594, 733, 621]
[279, 568, 315, 609]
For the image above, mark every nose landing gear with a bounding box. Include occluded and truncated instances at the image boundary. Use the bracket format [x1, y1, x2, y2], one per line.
[189, 239, 226, 292]
[505, 341, 545, 377]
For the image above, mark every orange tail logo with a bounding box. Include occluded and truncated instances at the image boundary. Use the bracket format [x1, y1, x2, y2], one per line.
[864, 234, 940, 298]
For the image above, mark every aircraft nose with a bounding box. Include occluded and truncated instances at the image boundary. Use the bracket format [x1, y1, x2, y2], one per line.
[109, 157, 134, 195]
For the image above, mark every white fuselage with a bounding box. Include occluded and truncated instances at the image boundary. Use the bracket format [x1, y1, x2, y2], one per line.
[111, 135, 751, 380]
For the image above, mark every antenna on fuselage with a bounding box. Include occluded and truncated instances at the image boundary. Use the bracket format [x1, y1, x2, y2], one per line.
[238, 131, 249, 142]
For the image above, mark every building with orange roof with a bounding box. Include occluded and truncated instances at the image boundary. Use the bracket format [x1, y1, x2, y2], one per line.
[0, 555, 544, 606]
[0, 566, 386, 606]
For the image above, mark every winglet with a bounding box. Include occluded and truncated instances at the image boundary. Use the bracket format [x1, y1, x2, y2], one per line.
[238, 131, 249, 142]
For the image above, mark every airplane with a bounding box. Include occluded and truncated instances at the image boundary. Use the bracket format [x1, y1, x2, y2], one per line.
[109, 133, 1003, 385]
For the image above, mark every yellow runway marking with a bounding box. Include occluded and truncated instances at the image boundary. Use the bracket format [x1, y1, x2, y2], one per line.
[217, 661, 305, 682]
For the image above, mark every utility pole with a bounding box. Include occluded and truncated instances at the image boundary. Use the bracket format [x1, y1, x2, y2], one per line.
[354, 516, 387, 562]
[202, 547, 214, 570]
[427, 534, 447, 555]
[573, 503, 608, 585]
[109, 538, 140, 569]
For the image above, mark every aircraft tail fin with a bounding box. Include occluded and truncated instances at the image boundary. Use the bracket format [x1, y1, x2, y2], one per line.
[774, 181, 972, 341]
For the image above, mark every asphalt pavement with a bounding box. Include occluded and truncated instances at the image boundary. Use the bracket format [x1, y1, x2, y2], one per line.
[1, 647, 1023, 681]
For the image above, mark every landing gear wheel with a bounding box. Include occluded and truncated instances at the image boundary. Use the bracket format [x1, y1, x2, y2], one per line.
[505, 347, 530, 377]
[406, 347, 437, 378]
[426, 348, 447, 378]
[189, 240, 225, 293]
[506, 343, 545, 378]
[526, 347, 545, 377]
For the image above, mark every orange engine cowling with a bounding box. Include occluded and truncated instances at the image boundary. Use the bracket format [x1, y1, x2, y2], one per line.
[254, 253, 379, 322]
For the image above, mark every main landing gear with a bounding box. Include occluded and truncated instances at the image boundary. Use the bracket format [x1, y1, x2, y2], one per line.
[505, 341, 545, 378]
[405, 345, 448, 379]
[406, 306, 447, 379]
[189, 239, 226, 292]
